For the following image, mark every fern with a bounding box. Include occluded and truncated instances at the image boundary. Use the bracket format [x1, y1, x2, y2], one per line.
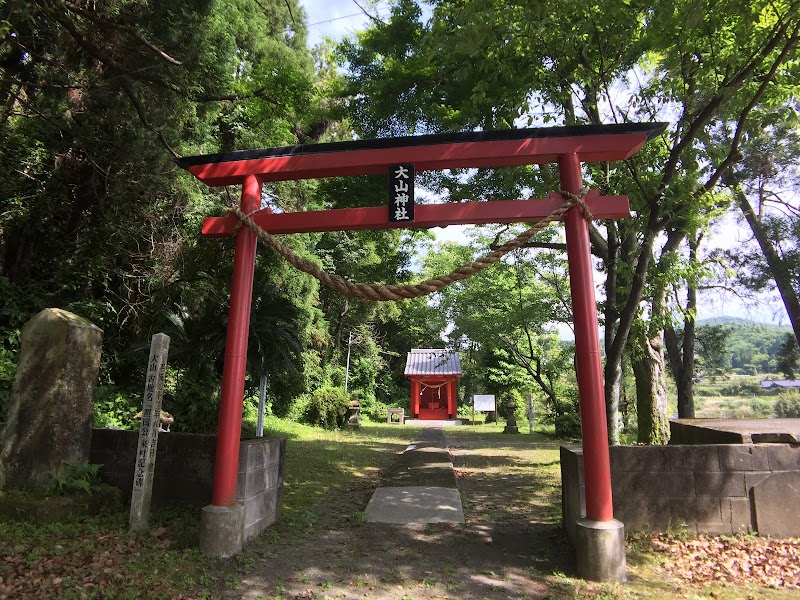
[47, 460, 102, 495]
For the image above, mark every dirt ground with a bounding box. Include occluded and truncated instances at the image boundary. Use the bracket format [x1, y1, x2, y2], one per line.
[225, 431, 800, 600]
[231, 434, 572, 600]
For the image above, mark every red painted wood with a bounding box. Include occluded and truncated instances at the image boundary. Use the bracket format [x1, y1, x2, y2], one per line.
[212, 175, 261, 507]
[202, 191, 629, 238]
[407, 375, 461, 382]
[188, 134, 649, 186]
[418, 408, 449, 420]
[560, 154, 614, 523]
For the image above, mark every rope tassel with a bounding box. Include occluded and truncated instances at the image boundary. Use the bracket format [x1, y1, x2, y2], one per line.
[230, 188, 592, 302]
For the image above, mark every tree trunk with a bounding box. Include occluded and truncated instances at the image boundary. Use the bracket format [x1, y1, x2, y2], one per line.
[735, 186, 800, 348]
[665, 322, 696, 418]
[664, 235, 699, 418]
[632, 325, 670, 445]
[604, 361, 622, 445]
[604, 221, 660, 444]
[604, 223, 621, 445]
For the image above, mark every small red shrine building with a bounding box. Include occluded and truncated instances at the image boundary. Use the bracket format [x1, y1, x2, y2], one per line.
[404, 349, 462, 420]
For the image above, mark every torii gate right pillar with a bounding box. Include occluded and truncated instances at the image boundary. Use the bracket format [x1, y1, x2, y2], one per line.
[560, 153, 626, 582]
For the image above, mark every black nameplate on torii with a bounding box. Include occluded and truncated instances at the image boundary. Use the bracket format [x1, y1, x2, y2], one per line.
[388, 163, 414, 223]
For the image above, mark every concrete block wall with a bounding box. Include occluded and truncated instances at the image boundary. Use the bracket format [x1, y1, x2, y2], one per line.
[561, 444, 800, 543]
[90, 430, 284, 541]
[238, 437, 285, 541]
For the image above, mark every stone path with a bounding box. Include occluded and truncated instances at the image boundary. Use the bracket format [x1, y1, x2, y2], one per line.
[364, 427, 465, 523]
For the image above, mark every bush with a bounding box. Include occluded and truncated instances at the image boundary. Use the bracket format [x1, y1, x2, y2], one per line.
[457, 403, 474, 419]
[365, 402, 392, 423]
[359, 398, 392, 422]
[774, 390, 800, 418]
[555, 411, 582, 439]
[306, 385, 350, 430]
[168, 376, 219, 433]
[93, 385, 140, 429]
[241, 395, 273, 436]
[287, 393, 312, 423]
[720, 381, 760, 396]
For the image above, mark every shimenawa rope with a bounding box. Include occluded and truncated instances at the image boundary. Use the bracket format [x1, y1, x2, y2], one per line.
[230, 188, 592, 302]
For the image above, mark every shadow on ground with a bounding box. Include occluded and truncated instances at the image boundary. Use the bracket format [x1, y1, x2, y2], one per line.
[230, 429, 574, 600]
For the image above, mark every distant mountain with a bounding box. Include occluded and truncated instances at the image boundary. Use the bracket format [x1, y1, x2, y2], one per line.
[697, 316, 791, 329]
[695, 317, 793, 372]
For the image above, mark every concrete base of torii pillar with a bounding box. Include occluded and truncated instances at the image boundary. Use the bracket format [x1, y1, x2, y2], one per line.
[575, 519, 627, 582]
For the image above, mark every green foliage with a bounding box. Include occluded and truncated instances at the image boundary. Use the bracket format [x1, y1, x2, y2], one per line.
[240, 394, 274, 437]
[305, 386, 350, 430]
[168, 375, 220, 434]
[360, 399, 392, 423]
[776, 334, 799, 380]
[0, 0, 331, 435]
[339, 0, 800, 448]
[695, 324, 732, 375]
[349, 357, 379, 405]
[47, 460, 102, 495]
[710, 320, 793, 373]
[92, 386, 140, 430]
[0, 345, 16, 421]
[719, 381, 761, 397]
[554, 411, 582, 440]
[287, 393, 312, 423]
[774, 390, 800, 418]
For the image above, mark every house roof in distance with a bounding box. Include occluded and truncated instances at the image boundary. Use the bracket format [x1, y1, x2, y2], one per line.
[760, 380, 800, 388]
[404, 349, 462, 377]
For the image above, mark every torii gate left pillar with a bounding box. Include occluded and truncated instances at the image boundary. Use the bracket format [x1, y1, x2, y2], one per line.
[181, 123, 666, 579]
[198, 174, 260, 557]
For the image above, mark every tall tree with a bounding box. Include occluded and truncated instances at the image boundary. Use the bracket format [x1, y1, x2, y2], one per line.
[421, 231, 575, 419]
[338, 0, 800, 444]
[664, 231, 702, 418]
[776, 333, 799, 379]
[723, 112, 800, 348]
[0, 0, 328, 424]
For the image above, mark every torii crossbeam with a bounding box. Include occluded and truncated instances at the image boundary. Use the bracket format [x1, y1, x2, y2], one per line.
[178, 122, 667, 579]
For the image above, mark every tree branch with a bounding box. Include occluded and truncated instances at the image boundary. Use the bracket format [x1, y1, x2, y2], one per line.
[121, 81, 180, 159]
[660, 12, 797, 190]
[0, 77, 83, 90]
[351, 0, 386, 26]
[63, 1, 183, 65]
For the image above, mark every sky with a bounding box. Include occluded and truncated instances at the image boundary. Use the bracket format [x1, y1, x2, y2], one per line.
[302, 0, 392, 47]
[298, 0, 792, 332]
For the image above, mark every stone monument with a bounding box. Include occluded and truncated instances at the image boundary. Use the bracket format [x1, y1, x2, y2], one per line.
[346, 398, 361, 430]
[503, 396, 519, 434]
[0, 308, 103, 491]
[526, 395, 535, 434]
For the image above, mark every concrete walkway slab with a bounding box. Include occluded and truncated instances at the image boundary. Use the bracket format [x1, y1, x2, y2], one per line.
[403, 419, 464, 427]
[364, 486, 465, 523]
[364, 427, 465, 524]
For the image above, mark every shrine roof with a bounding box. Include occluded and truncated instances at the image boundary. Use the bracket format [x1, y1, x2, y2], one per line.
[405, 349, 462, 377]
[176, 123, 668, 186]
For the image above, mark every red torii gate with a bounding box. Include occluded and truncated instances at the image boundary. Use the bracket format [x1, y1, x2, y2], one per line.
[179, 123, 666, 578]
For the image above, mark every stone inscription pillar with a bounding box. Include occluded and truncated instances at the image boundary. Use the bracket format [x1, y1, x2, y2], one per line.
[129, 333, 170, 531]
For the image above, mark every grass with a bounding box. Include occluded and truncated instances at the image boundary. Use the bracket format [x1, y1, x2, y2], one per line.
[692, 374, 778, 419]
[0, 418, 416, 598]
[261, 417, 418, 534]
[2, 412, 797, 599]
